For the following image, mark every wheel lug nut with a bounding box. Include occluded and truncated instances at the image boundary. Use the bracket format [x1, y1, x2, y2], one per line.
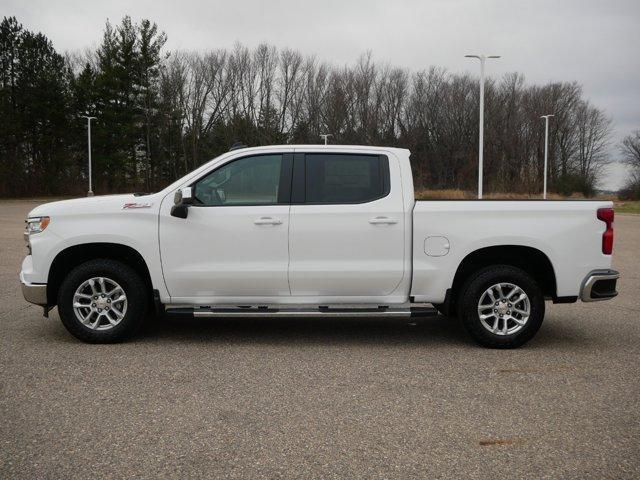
[494, 309, 498, 313]
[107, 299, 111, 303]
[508, 304, 512, 308]
[92, 303, 96, 307]
[507, 311, 511, 314]
[494, 302, 498, 306]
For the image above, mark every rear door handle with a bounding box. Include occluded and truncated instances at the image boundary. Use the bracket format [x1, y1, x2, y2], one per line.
[369, 216, 398, 225]
[254, 217, 282, 225]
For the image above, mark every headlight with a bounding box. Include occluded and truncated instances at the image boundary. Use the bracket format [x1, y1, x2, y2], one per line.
[26, 216, 50, 235]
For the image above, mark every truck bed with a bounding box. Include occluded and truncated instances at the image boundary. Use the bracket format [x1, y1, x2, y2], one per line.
[410, 200, 613, 304]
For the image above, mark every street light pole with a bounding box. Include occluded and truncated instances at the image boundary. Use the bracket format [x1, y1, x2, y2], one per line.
[320, 134, 332, 145]
[81, 116, 97, 196]
[540, 114, 554, 199]
[465, 54, 500, 199]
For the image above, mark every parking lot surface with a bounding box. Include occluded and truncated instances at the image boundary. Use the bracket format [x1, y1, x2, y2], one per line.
[1, 199, 639, 479]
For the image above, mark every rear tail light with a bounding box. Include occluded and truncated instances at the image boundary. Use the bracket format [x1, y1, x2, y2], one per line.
[597, 207, 614, 254]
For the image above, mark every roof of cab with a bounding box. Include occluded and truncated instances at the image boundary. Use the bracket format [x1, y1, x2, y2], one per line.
[226, 144, 410, 155]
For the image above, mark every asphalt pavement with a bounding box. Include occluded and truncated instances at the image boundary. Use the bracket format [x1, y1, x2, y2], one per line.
[1, 199, 638, 479]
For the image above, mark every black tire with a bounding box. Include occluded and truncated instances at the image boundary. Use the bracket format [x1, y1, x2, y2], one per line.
[457, 265, 545, 348]
[57, 259, 148, 343]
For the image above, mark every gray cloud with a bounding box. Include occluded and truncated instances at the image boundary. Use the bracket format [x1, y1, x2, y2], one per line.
[5, 0, 639, 189]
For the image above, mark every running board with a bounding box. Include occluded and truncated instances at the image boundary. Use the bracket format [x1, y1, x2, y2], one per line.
[164, 305, 438, 319]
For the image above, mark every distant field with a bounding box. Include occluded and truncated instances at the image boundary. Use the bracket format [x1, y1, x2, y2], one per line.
[415, 189, 587, 200]
[415, 189, 640, 214]
[615, 201, 640, 214]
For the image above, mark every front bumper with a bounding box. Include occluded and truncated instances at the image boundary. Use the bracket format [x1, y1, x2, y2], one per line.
[580, 269, 619, 302]
[20, 271, 48, 306]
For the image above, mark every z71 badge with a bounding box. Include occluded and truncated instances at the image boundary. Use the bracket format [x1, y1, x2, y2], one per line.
[122, 202, 153, 209]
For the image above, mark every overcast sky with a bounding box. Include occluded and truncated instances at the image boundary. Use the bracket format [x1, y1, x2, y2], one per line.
[5, 0, 639, 189]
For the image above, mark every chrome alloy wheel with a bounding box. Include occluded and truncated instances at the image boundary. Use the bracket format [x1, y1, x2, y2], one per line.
[477, 282, 531, 336]
[72, 277, 128, 330]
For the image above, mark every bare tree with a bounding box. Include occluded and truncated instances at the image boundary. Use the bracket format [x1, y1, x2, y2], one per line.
[619, 130, 640, 199]
[114, 43, 617, 195]
[572, 101, 612, 190]
[621, 130, 640, 169]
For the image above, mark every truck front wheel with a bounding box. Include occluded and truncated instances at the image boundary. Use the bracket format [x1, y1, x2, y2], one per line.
[57, 259, 148, 343]
[458, 265, 545, 348]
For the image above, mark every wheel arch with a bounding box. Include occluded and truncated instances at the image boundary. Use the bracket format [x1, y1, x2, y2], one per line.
[444, 245, 557, 315]
[47, 243, 153, 306]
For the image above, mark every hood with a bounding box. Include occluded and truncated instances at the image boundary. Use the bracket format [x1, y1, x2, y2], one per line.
[27, 193, 159, 218]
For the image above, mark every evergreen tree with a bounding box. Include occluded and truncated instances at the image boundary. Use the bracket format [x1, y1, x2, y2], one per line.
[91, 16, 166, 191]
[0, 16, 72, 195]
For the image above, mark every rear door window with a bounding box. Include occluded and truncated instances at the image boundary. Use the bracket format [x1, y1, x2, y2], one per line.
[303, 154, 389, 204]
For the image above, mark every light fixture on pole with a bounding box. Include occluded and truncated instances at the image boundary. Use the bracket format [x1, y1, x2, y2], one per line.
[540, 114, 554, 199]
[80, 115, 97, 196]
[320, 134, 332, 145]
[465, 54, 500, 199]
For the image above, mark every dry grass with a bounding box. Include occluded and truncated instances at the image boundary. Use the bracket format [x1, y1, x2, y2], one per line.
[415, 189, 587, 200]
[615, 200, 640, 214]
[415, 190, 640, 214]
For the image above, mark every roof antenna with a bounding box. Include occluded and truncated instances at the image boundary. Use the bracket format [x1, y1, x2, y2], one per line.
[320, 134, 332, 145]
[229, 141, 247, 151]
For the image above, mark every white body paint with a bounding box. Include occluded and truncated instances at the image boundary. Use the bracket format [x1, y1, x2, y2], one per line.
[21, 145, 614, 307]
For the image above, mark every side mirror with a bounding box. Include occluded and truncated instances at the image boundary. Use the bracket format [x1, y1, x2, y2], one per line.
[171, 187, 194, 219]
[174, 187, 194, 205]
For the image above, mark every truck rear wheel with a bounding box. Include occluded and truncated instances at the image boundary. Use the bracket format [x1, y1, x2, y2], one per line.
[57, 259, 148, 343]
[457, 265, 544, 348]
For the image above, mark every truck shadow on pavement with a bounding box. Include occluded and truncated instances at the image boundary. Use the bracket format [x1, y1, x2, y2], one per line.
[38, 310, 600, 349]
[138, 314, 473, 347]
[124, 313, 597, 349]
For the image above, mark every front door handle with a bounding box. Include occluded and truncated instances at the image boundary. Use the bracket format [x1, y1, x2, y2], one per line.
[369, 216, 398, 225]
[254, 217, 282, 226]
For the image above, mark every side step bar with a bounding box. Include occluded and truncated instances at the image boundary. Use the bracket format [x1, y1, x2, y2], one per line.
[165, 306, 438, 319]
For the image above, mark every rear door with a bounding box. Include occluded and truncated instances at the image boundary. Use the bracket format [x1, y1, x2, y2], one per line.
[288, 151, 405, 297]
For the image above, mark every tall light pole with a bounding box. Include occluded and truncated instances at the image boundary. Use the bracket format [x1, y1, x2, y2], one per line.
[465, 54, 500, 199]
[540, 114, 554, 199]
[81, 116, 97, 196]
[320, 134, 332, 145]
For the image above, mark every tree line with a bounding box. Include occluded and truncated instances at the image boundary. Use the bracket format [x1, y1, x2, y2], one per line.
[620, 130, 640, 199]
[0, 15, 620, 197]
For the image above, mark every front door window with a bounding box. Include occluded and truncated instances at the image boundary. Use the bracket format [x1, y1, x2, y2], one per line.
[193, 154, 283, 206]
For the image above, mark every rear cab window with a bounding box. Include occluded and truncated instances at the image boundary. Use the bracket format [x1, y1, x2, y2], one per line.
[296, 153, 390, 204]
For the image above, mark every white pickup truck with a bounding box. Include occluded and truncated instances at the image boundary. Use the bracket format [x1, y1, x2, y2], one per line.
[20, 145, 619, 347]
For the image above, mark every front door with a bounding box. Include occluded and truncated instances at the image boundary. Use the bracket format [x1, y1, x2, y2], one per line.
[288, 152, 405, 297]
[159, 153, 292, 300]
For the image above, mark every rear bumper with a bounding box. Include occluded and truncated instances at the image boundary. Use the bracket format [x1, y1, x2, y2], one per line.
[580, 269, 619, 302]
[20, 271, 48, 306]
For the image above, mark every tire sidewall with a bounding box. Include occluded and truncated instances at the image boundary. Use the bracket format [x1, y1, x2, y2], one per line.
[458, 265, 545, 348]
[57, 259, 147, 343]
